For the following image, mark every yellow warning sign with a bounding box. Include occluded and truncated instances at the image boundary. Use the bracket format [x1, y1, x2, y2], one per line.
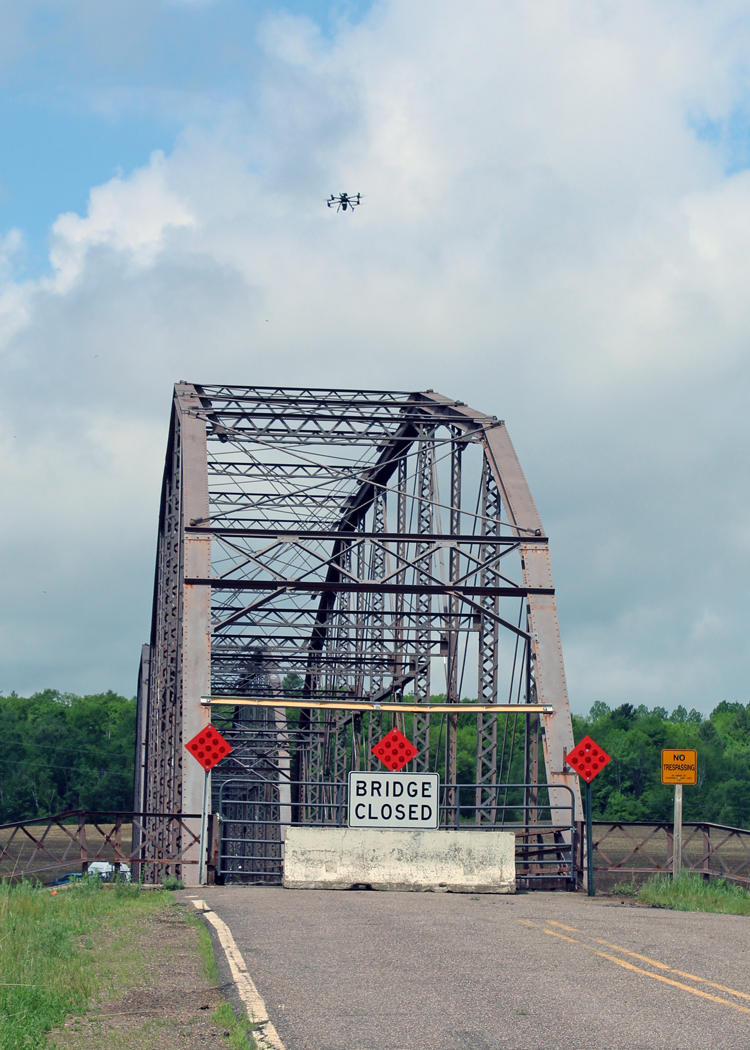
[661, 749, 697, 785]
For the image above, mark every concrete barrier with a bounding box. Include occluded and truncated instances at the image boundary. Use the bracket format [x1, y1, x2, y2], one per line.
[282, 827, 515, 893]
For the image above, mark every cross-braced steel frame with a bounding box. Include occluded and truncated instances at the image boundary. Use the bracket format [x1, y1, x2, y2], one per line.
[134, 385, 581, 885]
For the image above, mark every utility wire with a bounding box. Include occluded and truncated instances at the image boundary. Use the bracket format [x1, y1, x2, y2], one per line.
[0, 758, 129, 774]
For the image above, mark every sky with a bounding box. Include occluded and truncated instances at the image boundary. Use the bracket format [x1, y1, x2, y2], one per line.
[2, 0, 750, 716]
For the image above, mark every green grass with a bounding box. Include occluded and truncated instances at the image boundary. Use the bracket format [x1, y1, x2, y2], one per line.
[212, 1002, 259, 1050]
[0, 877, 169, 1050]
[187, 911, 257, 1050]
[189, 909, 220, 986]
[159, 875, 185, 891]
[637, 872, 750, 914]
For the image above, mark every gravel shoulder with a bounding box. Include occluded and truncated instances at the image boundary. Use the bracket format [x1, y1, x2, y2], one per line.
[48, 898, 241, 1050]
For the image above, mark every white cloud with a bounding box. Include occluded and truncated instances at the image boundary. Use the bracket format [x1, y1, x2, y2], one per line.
[48, 152, 194, 291]
[2, 0, 750, 712]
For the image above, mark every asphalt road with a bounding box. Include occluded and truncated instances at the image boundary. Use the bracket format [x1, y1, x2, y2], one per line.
[184, 887, 750, 1050]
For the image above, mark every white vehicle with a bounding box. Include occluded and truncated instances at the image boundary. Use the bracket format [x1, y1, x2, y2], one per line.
[87, 861, 131, 882]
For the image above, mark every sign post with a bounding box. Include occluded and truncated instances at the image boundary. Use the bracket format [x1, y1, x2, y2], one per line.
[199, 768, 211, 886]
[585, 780, 594, 896]
[564, 735, 612, 897]
[673, 783, 683, 879]
[661, 749, 697, 879]
[185, 725, 233, 885]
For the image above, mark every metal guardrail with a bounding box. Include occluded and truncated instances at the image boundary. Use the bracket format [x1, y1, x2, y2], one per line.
[591, 820, 750, 886]
[14, 808, 748, 891]
[0, 811, 202, 883]
[218, 779, 577, 889]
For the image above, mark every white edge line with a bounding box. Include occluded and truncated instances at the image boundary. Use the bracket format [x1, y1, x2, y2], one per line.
[192, 899, 286, 1050]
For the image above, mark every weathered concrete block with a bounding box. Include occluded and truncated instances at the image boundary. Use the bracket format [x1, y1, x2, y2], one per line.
[282, 827, 515, 893]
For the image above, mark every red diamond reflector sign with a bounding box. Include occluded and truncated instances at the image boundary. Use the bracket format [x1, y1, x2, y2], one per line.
[185, 725, 233, 771]
[371, 728, 417, 771]
[564, 735, 611, 783]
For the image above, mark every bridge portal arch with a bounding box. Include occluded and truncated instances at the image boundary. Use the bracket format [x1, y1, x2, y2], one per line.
[135, 386, 580, 885]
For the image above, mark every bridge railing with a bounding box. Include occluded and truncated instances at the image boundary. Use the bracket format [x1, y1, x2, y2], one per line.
[10, 810, 746, 890]
[591, 820, 750, 888]
[0, 811, 202, 884]
[218, 778, 578, 890]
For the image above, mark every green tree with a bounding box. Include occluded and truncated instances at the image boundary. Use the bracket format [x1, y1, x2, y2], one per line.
[573, 698, 750, 825]
[0, 690, 136, 823]
[282, 673, 304, 696]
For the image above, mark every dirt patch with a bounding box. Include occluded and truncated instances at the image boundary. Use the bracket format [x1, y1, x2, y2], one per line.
[49, 901, 235, 1049]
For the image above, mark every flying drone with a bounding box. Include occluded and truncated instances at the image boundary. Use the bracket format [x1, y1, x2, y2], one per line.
[327, 192, 361, 212]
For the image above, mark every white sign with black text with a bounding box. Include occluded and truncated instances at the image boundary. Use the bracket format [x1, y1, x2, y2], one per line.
[348, 771, 440, 829]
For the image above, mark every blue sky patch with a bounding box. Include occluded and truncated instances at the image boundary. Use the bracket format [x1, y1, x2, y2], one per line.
[0, 0, 376, 276]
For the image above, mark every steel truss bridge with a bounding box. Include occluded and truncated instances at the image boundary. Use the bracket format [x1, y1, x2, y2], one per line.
[133, 385, 581, 886]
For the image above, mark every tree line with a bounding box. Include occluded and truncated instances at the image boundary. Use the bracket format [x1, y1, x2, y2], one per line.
[572, 701, 750, 826]
[409, 695, 750, 826]
[2, 686, 749, 829]
[0, 690, 135, 824]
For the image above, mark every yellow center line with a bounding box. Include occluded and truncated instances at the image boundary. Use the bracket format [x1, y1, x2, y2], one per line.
[539, 920, 750, 1002]
[589, 937, 750, 1003]
[519, 922, 750, 1017]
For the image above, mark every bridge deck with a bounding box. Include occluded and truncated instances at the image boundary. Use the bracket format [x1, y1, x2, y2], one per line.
[183, 886, 750, 1050]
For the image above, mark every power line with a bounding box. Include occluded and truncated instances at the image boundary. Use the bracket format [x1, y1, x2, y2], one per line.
[0, 742, 130, 758]
[0, 758, 131, 775]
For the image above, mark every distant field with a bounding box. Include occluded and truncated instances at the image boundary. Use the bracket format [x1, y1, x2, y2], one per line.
[593, 823, 750, 889]
[0, 822, 134, 883]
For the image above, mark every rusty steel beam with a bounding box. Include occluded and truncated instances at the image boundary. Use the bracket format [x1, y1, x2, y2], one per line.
[141, 384, 211, 885]
[205, 697, 553, 713]
[186, 579, 553, 597]
[186, 528, 545, 543]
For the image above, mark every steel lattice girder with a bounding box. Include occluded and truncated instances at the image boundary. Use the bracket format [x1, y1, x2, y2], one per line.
[135, 385, 581, 883]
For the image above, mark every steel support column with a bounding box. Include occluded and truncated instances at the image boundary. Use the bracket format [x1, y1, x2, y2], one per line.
[413, 427, 434, 771]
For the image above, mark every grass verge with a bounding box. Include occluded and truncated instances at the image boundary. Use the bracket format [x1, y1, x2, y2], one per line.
[0, 878, 169, 1050]
[187, 911, 257, 1050]
[213, 1002, 259, 1050]
[636, 872, 750, 914]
